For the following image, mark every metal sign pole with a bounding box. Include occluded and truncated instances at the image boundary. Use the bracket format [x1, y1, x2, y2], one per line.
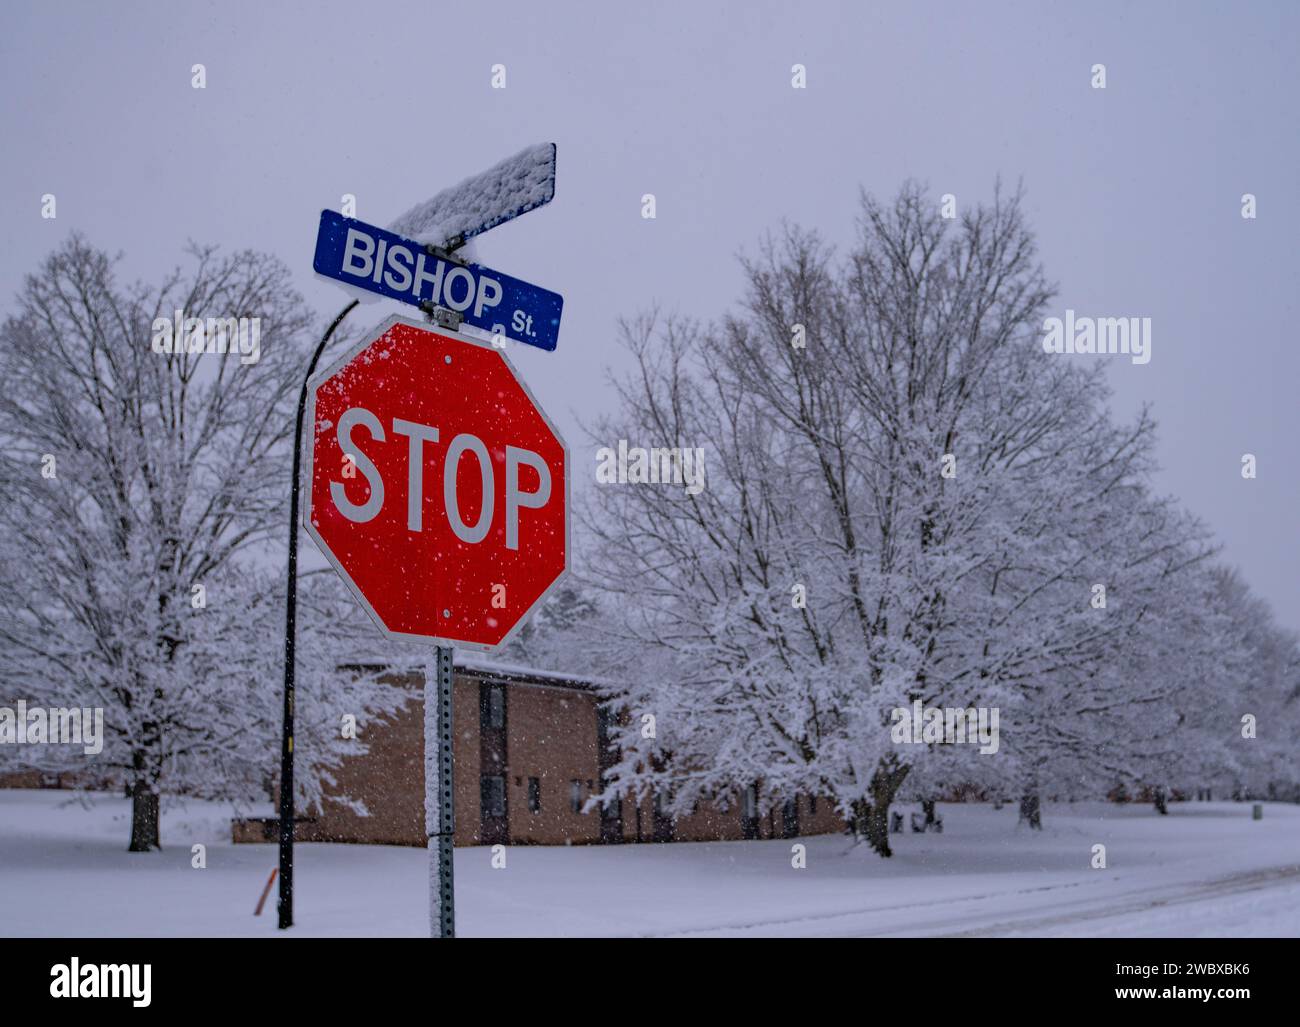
[306, 148, 558, 938]
[427, 644, 456, 937]
[423, 299, 462, 939]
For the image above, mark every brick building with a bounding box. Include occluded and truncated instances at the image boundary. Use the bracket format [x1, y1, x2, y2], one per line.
[245, 656, 846, 847]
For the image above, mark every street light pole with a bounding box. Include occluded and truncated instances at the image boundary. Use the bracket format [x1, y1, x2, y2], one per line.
[278, 298, 358, 930]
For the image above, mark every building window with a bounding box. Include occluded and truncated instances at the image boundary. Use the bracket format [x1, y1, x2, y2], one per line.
[570, 780, 583, 814]
[481, 775, 505, 818]
[527, 777, 541, 814]
[483, 684, 505, 729]
[596, 705, 615, 752]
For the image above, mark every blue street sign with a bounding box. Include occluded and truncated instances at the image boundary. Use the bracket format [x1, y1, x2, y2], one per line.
[312, 210, 563, 352]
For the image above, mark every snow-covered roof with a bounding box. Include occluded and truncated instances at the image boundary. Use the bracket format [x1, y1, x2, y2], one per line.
[387, 142, 556, 247]
[456, 654, 609, 689]
[339, 651, 608, 691]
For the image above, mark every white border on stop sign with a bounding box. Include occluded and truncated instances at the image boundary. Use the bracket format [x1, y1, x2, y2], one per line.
[301, 313, 571, 653]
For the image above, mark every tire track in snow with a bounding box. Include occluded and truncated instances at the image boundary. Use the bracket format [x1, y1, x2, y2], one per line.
[649, 877, 1098, 938]
[650, 863, 1300, 938]
[940, 863, 1300, 937]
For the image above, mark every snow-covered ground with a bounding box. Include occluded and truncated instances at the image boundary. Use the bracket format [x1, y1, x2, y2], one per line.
[1, 789, 1297, 937]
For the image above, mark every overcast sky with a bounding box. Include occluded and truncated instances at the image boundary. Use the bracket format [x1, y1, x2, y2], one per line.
[2, 0, 1296, 628]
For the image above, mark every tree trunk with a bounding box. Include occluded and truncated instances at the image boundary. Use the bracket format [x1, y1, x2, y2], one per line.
[851, 797, 893, 855]
[1018, 791, 1042, 830]
[851, 759, 910, 857]
[129, 780, 160, 851]
[128, 740, 162, 851]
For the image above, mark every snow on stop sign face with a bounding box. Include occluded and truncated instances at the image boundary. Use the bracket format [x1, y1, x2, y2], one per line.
[304, 315, 568, 650]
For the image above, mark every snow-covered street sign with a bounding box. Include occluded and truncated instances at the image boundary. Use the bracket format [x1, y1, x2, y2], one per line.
[304, 315, 569, 650]
[388, 141, 557, 250]
[312, 210, 564, 351]
[290, 145, 564, 939]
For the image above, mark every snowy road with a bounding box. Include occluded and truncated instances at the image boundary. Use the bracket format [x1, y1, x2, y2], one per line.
[1, 791, 1296, 937]
[667, 863, 1300, 938]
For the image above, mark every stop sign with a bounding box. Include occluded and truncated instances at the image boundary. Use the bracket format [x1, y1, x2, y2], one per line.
[303, 315, 568, 650]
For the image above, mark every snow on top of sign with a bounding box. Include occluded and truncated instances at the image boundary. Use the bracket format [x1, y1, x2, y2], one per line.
[387, 142, 556, 248]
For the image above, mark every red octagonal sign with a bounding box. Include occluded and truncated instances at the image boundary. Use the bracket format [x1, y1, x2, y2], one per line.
[304, 315, 568, 650]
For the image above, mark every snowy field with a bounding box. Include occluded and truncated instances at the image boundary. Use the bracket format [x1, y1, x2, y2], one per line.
[1, 789, 1297, 937]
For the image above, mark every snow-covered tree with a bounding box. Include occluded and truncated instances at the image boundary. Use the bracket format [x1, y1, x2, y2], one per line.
[1193, 566, 1300, 801]
[582, 182, 1293, 855]
[494, 581, 601, 672]
[0, 236, 409, 849]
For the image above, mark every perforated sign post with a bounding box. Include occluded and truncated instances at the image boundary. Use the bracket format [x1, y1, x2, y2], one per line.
[304, 315, 568, 936]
